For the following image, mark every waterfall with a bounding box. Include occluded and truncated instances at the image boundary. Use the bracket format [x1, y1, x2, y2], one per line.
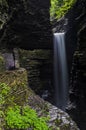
[54, 33, 68, 111]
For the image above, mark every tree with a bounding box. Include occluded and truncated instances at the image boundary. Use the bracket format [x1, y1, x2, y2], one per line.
[50, 0, 76, 20]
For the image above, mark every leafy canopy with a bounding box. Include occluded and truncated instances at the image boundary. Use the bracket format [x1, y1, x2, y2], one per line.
[50, 0, 76, 20]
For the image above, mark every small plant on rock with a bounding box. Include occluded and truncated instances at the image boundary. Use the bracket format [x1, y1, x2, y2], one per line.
[5, 105, 50, 130]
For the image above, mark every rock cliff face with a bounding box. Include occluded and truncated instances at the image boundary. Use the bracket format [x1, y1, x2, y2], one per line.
[19, 49, 54, 104]
[52, 0, 86, 129]
[0, 0, 52, 49]
[0, 0, 53, 104]
[67, 1, 86, 130]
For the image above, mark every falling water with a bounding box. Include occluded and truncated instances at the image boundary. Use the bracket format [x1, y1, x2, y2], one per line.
[54, 33, 68, 111]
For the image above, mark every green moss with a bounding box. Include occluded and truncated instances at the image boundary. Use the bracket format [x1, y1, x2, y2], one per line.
[0, 54, 5, 72]
[60, 124, 70, 130]
[0, 82, 50, 130]
[19, 49, 52, 60]
[0, 68, 29, 106]
[55, 119, 62, 126]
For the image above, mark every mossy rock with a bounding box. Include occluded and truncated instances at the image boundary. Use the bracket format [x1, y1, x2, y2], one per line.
[19, 49, 53, 60]
[0, 54, 5, 72]
[19, 49, 53, 97]
[0, 68, 30, 106]
[0, 68, 79, 130]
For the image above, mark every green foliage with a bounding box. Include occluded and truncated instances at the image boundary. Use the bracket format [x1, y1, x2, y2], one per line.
[5, 105, 50, 130]
[0, 82, 50, 130]
[0, 82, 16, 108]
[0, 83, 10, 106]
[0, 83, 11, 130]
[0, 68, 29, 106]
[50, 0, 76, 20]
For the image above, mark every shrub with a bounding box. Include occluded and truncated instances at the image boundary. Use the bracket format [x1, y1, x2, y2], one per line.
[5, 105, 50, 130]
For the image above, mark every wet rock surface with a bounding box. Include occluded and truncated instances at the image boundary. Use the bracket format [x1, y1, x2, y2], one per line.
[28, 89, 79, 130]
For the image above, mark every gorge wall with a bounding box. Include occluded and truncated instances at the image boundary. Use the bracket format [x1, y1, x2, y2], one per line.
[0, 0, 54, 104]
[68, 1, 86, 130]
[53, 0, 86, 130]
[0, 0, 53, 49]
[1, 1, 86, 130]
[19, 49, 54, 103]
